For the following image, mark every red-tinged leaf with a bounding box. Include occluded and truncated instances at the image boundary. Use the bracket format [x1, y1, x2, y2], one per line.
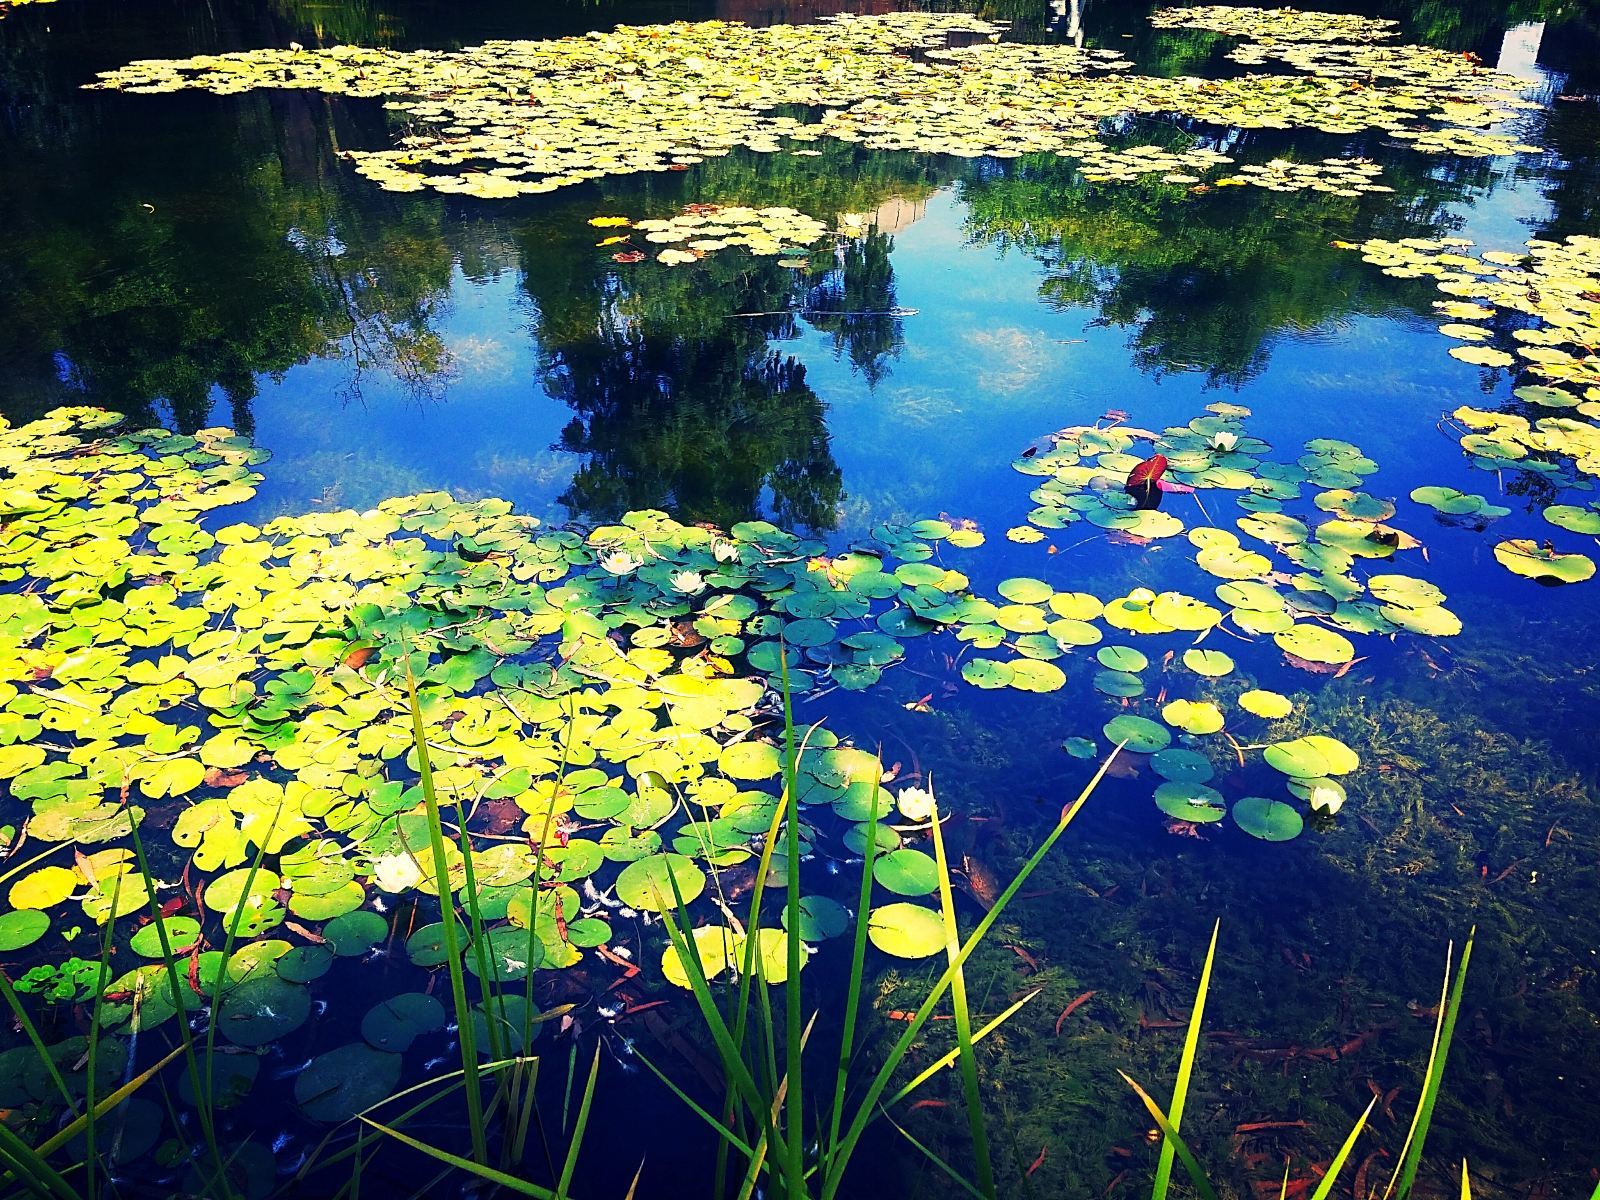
[1054, 990, 1097, 1035]
[612, 250, 647, 264]
[187, 941, 206, 997]
[204, 768, 248, 789]
[343, 646, 377, 669]
[1126, 454, 1169, 490]
[909, 1099, 949, 1112]
[1026, 1146, 1048, 1177]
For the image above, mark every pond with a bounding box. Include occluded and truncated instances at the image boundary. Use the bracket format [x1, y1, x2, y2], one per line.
[2, 0, 1599, 1197]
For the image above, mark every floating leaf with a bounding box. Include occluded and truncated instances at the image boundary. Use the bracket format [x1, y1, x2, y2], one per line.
[867, 902, 945, 959]
[1231, 796, 1305, 841]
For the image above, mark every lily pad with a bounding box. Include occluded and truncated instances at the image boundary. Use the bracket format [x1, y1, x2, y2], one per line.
[294, 1043, 403, 1123]
[867, 902, 945, 959]
[1231, 796, 1304, 841]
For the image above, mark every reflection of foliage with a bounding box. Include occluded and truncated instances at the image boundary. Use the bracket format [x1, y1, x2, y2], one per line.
[523, 215, 844, 531]
[520, 144, 944, 528]
[959, 139, 1493, 386]
[0, 88, 459, 432]
[804, 231, 904, 387]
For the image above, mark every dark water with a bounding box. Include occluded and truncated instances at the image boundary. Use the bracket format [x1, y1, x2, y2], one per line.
[4, 0, 1600, 1197]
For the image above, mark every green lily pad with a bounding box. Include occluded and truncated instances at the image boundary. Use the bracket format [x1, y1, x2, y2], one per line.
[326, 910, 389, 957]
[294, 1043, 403, 1123]
[1153, 782, 1226, 823]
[782, 896, 849, 941]
[1102, 715, 1170, 754]
[0, 910, 49, 952]
[1493, 539, 1595, 584]
[218, 976, 311, 1047]
[1231, 797, 1304, 841]
[1238, 690, 1293, 719]
[614, 853, 706, 912]
[361, 993, 447, 1052]
[867, 902, 945, 959]
[873, 849, 939, 896]
[1182, 648, 1234, 677]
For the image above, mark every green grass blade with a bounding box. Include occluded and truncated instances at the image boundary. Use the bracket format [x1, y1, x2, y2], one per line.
[1152, 919, 1219, 1200]
[820, 744, 1118, 1200]
[0, 973, 76, 1113]
[122, 797, 235, 1199]
[555, 1044, 600, 1200]
[34, 1043, 185, 1159]
[405, 665, 488, 1165]
[453, 811, 505, 1065]
[1117, 1072, 1221, 1200]
[1386, 929, 1474, 1200]
[825, 754, 883, 1167]
[886, 990, 1039, 1107]
[1308, 1098, 1377, 1200]
[775, 650, 806, 1200]
[880, 1107, 990, 1200]
[203, 799, 282, 1157]
[83, 883, 121, 1200]
[0, 1122, 79, 1200]
[928, 782, 996, 1199]
[656, 886, 787, 1166]
[633, 1048, 757, 1158]
[359, 1117, 558, 1198]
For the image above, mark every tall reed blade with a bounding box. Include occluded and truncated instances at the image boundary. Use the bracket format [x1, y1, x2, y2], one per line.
[819, 743, 1120, 1200]
[1117, 1073, 1220, 1200]
[404, 665, 488, 1165]
[775, 652, 805, 1200]
[1385, 928, 1474, 1200]
[359, 1118, 558, 1199]
[555, 1044, 601, 1200]
[927, 780, 997, 1199]
[1152, 919, 1220, 1200]
[1307, 1098, 1376, 1200]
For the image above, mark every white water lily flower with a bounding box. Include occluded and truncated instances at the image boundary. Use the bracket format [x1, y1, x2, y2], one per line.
[1209, 431, 1239, 451]
[672, 570, 707, 595]
[600, 550, 642, 576]
[896, 786, 936, 822]
[1309, 785, 1344, 816]
[712, 539, 740, 563]
[372, 852, 425, 893]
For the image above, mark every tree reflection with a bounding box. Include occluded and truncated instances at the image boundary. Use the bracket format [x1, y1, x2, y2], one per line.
[959, 126, 1503, 387]
[522, 215, 844, 531]
[0, 72, 461, 431]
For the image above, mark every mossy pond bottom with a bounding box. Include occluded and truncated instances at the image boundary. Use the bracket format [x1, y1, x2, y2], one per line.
[2, 0, 1600, 1196]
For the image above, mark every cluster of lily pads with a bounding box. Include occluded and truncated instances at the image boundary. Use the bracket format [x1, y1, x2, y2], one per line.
[2, 397, 1411, 1135]
[87, 7, 1539, 202]
[1215, 157, 1392, 197]
[981, 403, 1464, 833]
[1345, 233, 1600, 584]
[1148, 5, 1398, 43]
[1064, 142, 1234, 186]
[589, 205, 831, 268]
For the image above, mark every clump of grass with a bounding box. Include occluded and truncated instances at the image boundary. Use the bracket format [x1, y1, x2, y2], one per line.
[650, 656, 1121, 1199]
[1120, 926, 1478, 1200]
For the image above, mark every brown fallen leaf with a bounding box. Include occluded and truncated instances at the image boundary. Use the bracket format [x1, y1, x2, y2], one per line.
[204, 768, 248, 789]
